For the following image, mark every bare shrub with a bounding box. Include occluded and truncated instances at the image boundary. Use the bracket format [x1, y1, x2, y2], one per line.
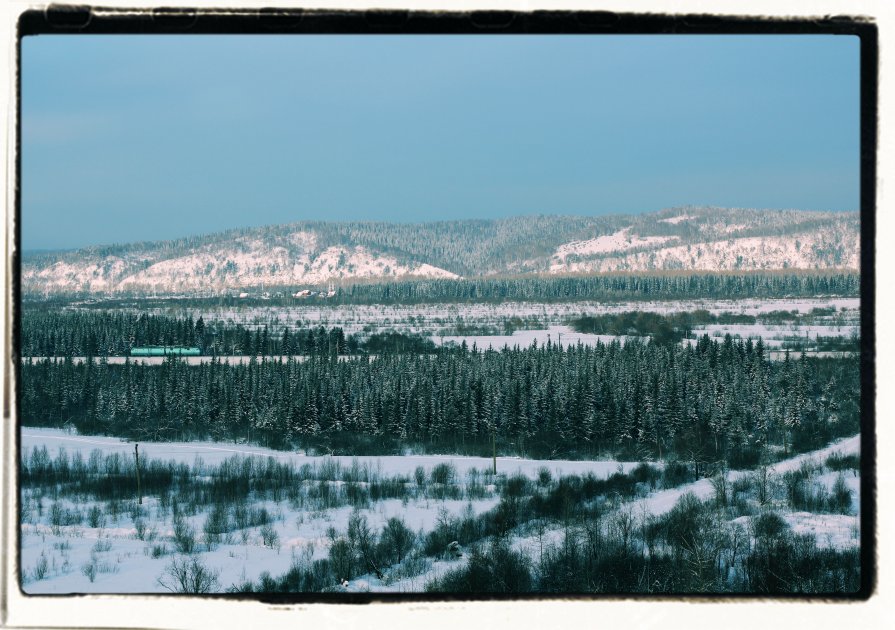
[260, 522, 280, 551]
[32, 552, 49, 581]
[87, 505, 105, 529]
[81, 555, 98, 583]
[157, 555, 221, 593]
[172, 515, 197, 554]
[150, 543, 168, 559]
[134, 517, 147, 541]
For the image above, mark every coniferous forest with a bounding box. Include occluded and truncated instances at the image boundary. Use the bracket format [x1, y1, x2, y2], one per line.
[24, 271, 860, 306]
[20, 336, 859, 464]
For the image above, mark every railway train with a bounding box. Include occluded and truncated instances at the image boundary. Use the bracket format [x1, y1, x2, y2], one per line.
[130, 346, 201, 357]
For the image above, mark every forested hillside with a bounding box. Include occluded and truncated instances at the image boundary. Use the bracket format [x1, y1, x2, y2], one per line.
[22, 207, 860, 296]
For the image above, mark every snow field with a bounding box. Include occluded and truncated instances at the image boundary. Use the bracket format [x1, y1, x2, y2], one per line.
[19, 428, 642, 594]
[66, 297, 856, 356]
[21, 428, 644, 478]
[130, 297, 860, 335]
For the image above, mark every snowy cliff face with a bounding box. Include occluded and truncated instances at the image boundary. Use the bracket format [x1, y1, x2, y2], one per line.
[22, 208, 859, 295]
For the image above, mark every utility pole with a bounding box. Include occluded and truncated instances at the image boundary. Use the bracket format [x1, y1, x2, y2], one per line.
[492, 429, 497, 475]
[134, 444, 142, 505]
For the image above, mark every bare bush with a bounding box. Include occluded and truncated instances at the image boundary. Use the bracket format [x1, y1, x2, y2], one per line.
[157, 555, 221, 593]
[260, 522, 280, 551]
[32, 552, 49, 581]
[172, 515, 197, 554]
[81, 555, 98, 583]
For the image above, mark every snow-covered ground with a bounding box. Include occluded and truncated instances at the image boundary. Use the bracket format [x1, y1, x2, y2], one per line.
[20, 428, 643, 479]
[124, 297, 859, 336]
[351, 434, 863, 593]
[629, 434, 860, 518]
[436, 326, 642, 350]
[55, 297, 853, 358]
[18, 429, 862, 594]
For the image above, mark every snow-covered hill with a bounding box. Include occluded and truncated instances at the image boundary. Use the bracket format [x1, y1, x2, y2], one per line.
[24, 231, 458, 295]
[549, 224, 859, 273]
[22, 207, 859, 295]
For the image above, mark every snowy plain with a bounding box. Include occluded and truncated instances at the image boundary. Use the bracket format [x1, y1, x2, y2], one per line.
[20, 428, 644, 479]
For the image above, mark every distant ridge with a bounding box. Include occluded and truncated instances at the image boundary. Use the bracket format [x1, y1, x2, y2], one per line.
[22, 207, 859, 296]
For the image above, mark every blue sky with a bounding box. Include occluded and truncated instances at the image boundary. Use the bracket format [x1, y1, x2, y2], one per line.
[22, 34, 859, 251]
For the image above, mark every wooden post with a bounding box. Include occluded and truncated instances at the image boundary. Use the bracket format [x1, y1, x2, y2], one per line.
[134, 444, 142, 505]
[492, 430, 497, 475]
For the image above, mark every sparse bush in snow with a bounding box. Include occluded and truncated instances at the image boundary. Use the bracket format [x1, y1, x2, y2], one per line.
[150, 543, 168, 559]
[661, 460, 691, 488]
[751, 512, 789, 542]
[413, 466, 426, 489]
[260, 522, 280, 551]
[829, 474, 853, 514]
[87, 505, 105, 529]
[172, 515, 197, 554]
[825, 452, 860, 474]
[426, 539, 532, 593]
[32, 552, 49, 581]
[378, 517, 415, 566]
[157, 555, 220, 593]
[19, 497, 32, 525]
[753, 465, 771, 506]
[630, 463, 661, 490]
[784, 468, 831, 513]
[48, 502, 63, 533]
[128, 501, 145, 521]
[430, 462, 455, 486]
[203, 504, 231, 549]
[328, 537, 353, 581]
[464, 470, 488, 500]
[710, 472, 729, 508]
[81, 555, 98, 583]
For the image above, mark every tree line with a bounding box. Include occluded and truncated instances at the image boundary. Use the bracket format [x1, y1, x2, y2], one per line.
[23, 271, 859, 306]
[20, 336, 859, 465]
[20, 311, 436, 357]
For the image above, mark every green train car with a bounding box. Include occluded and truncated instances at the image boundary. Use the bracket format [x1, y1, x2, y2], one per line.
[130, 346, 201, 357]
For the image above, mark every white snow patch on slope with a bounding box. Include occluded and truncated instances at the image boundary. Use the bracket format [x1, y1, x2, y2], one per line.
[658, 215, 695, 224]
[551, 230, 860, 273]
[551, 228, 675, 267]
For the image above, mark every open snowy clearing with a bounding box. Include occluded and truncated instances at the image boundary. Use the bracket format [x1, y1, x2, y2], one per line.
[435, 326, 641, 349]
[122, 297, 859, 335]
[20, 428, 644, 479]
